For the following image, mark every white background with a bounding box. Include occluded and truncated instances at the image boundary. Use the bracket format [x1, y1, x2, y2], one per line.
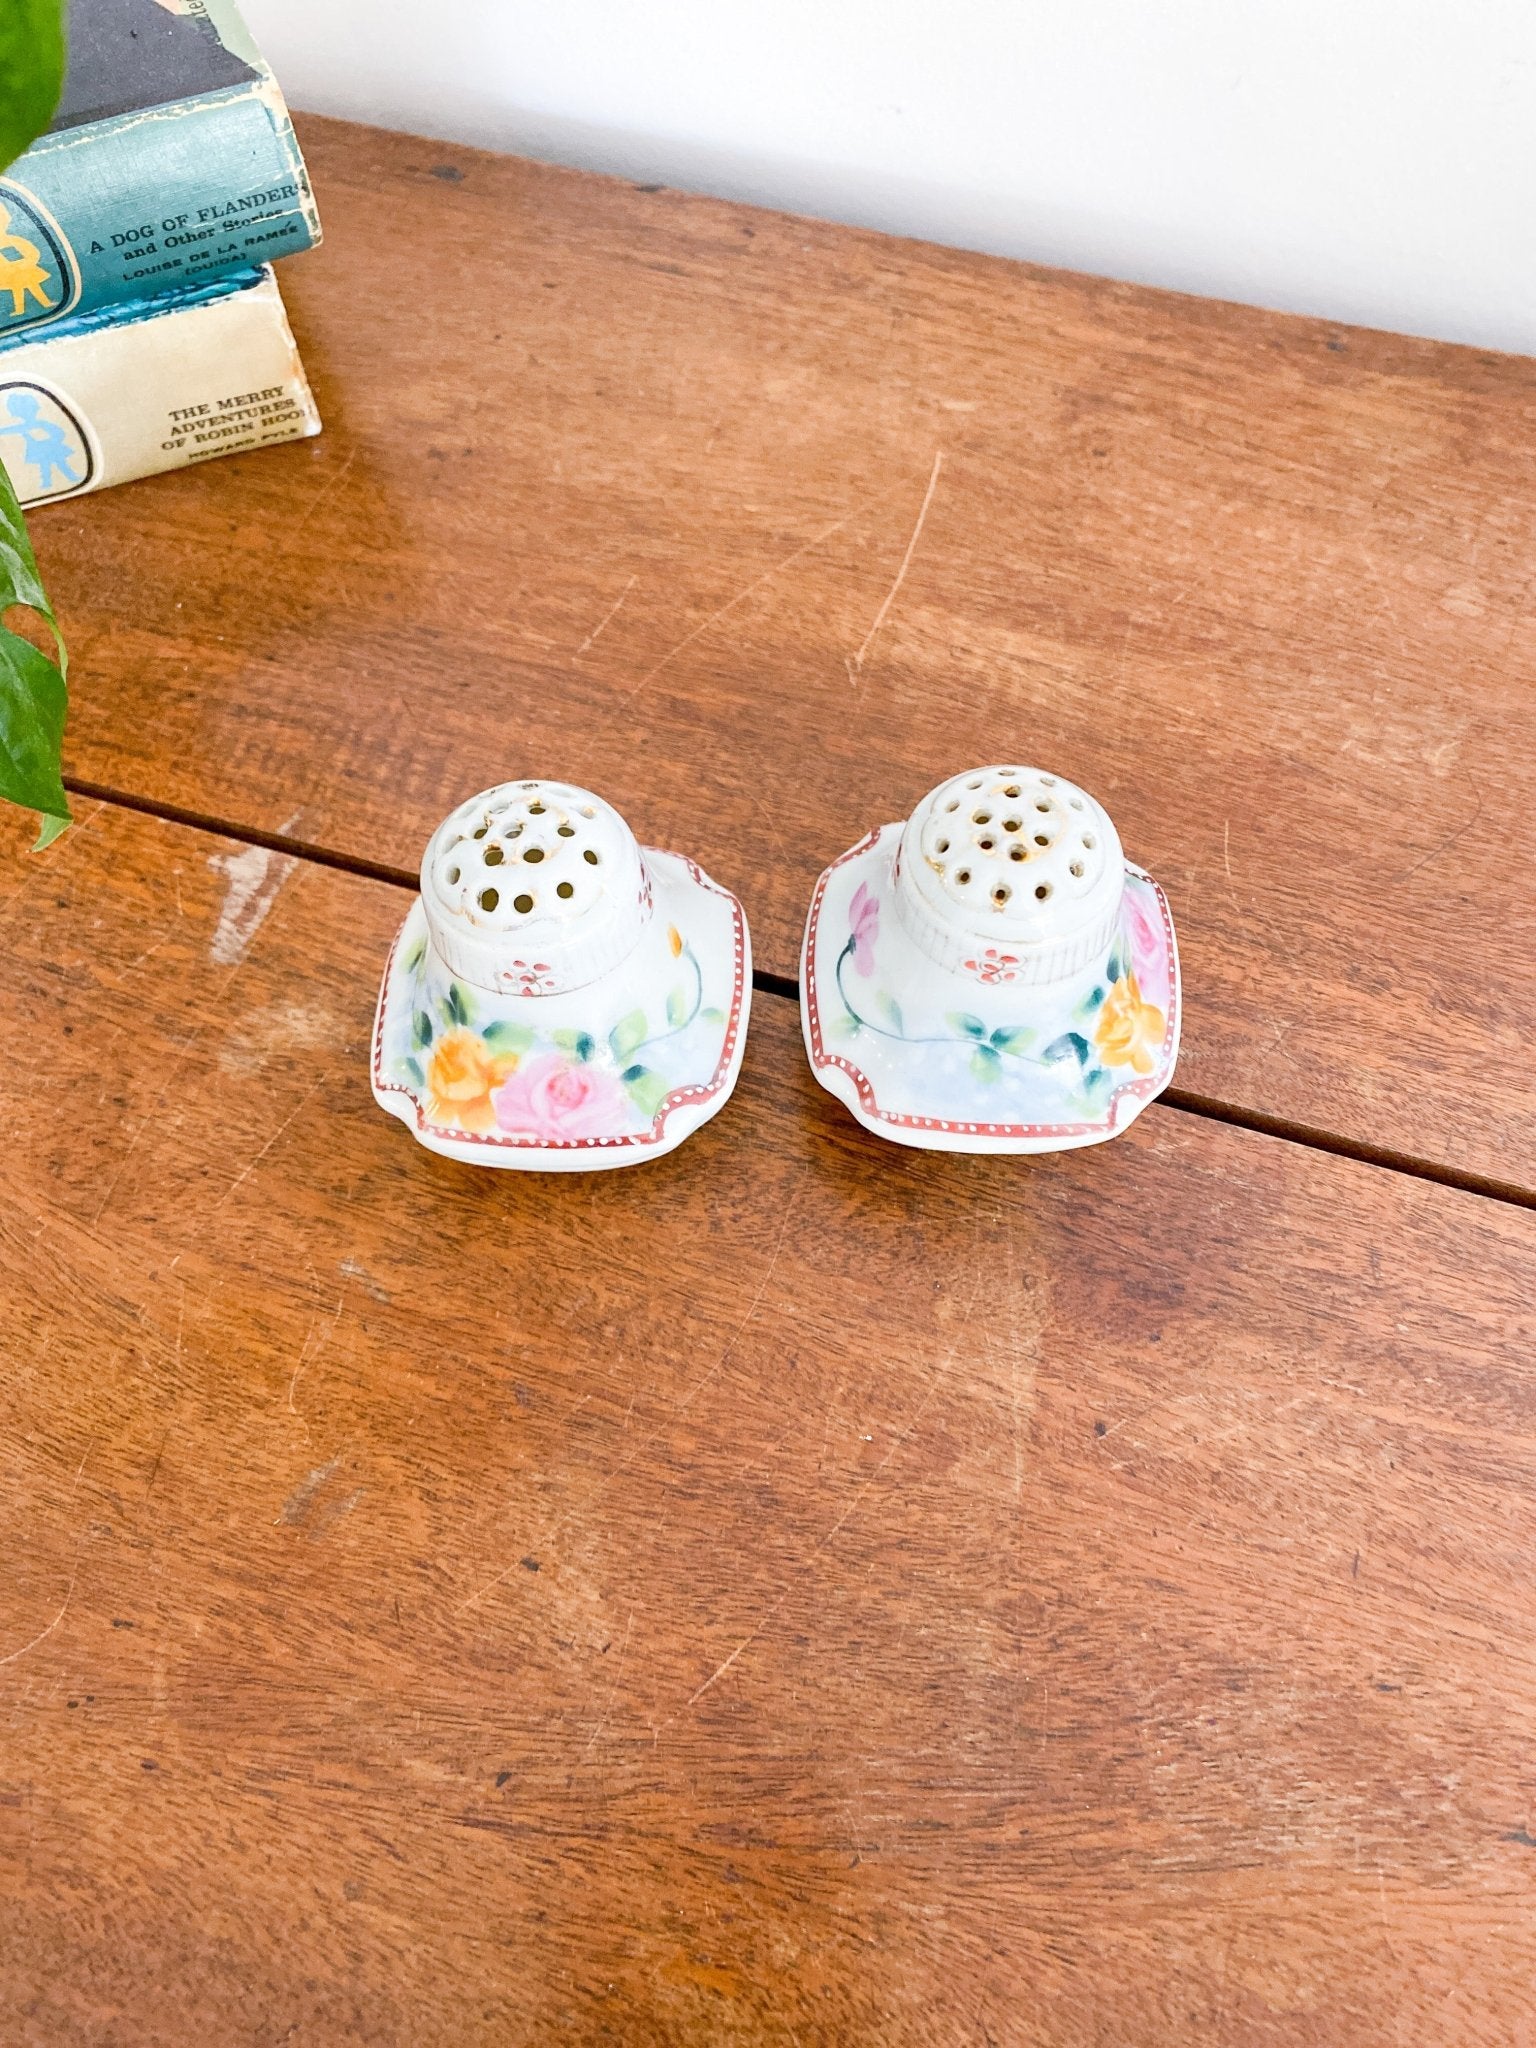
[241, 0, 1536, 355]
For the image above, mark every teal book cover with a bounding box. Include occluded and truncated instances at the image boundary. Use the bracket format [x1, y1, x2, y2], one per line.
[0, 0, 320, 342]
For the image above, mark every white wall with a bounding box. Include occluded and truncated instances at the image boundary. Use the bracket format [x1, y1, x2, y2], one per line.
[240, 0, 1536, 357]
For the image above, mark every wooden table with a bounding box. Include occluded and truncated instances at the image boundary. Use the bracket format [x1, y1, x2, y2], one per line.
[4, 117, 1534, 2043]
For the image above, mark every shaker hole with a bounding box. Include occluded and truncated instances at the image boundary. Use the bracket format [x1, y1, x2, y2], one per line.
[524, 846, 545, 864]
[956, 868, 971, 885]
[529, 800, 546, 815]
[557, 823, 575, 837]
[483, 845, 504, 866]
[993, 885, 1011, 906]
[1082, 834, 1097, 850]
[1034, 833, 1050, 847]
[513, 892, 534, 914]
[556, 881, 574, 900]
[972, 810, 992, 825]
[584, 849, 601, 865]
[1003, 784, 1021, 798]
[1035, 883, 1052, 900]
[1070, 861, 1085, 878]
[447, 865, 460, 885]
[1009, 845, 1026, 862]
[479, 887, 500, 912]
[1035, 800, 1051, 813]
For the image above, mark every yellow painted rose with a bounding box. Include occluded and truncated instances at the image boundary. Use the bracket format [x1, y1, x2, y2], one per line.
[425, 1028, 519, 1133]
[1094, 971, 1166, 1075]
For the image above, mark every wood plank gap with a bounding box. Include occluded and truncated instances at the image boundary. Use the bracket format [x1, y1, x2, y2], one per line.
[60, 773, 1534, 1215]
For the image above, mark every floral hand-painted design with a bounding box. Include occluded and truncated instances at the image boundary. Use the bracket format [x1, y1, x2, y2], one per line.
[1094, 969, 1165, 1073]
[425, 1026, 520, 1133]
[834, 878, 1171, 1112]
[849, 884, 879, 976]
[506, 958, 557, 995]
[964, 947, 1021, 985]
[493, 1053, 626, 1139]
[394, 925, 725, 1143]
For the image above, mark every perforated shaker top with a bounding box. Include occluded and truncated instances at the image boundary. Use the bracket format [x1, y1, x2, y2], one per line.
[894, 766, 1125, 984]
[420, 780, 651, 994]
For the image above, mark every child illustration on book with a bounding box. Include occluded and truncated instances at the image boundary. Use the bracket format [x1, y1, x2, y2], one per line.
[0, 204, 57, 320]
[0, 389, 84, 495]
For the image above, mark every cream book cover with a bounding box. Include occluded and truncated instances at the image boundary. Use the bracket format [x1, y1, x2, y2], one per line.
[0, 265, 320, 507]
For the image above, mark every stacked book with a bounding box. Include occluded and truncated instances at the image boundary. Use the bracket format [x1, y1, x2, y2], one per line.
[0, 0, 320, 510]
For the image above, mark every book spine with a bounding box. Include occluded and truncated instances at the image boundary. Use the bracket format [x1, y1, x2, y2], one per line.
[0, 81, 320, 342]
[0, 268, 321, 507]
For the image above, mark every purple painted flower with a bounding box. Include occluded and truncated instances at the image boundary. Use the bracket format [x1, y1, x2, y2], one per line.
[849, 883, 880, 976]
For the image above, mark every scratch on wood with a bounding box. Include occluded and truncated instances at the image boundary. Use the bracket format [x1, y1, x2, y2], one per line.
[616, 499, 879, 708]
[573, 574, 637, 658]
[847, 449, 945, 681]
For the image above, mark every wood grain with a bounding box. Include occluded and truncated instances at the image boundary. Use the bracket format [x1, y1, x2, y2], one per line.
[31, 117, 1536, 1191]
[1, 799, 1534, 2043]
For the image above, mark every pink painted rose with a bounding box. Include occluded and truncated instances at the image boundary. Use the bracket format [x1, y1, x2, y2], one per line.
[849, 883, 880, 976]
[964, 947, 1021, 986]
[1122, 887, 1170, 1012]
[492, 1053, 626, 1141]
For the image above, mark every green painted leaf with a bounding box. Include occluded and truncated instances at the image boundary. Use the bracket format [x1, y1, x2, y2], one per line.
[1106, 950, 1124, 985]
[402, 935, 427, 974]
[831, 1014, 861, 1039]
[609, 1009, 648, 1061]
[0, 0, 64, 173]
[403, 1055, 425, 1087]
[990, 1025, 1034, 1055]
[411, 1010, 434, 1049]
[970, 1045, 1003, 1084]
[1043, 1031, 1091, 1065]
[701, 1006, 726, 1025]
[878, 992, 904, 1034]
[555, 1029, 596, 1063]
[482, 1020, 535, 1052]
[622, 1064, 669, 1120]
[665, 984, 689, 1029]
[1075, 985, 1105, 1019]
[947, 1012, 986, 1039]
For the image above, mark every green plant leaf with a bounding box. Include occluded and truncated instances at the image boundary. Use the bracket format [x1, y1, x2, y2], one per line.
[947, 1012, 986, 1039]
[665, 984, 688, 1029]
[0, 0, 65, 174]
[970, 1045, 1003, 1084]
[411, 1010, 434, 1050]
[482, 1020, 535, 1053]
[990, 1025, 1034, 1054]
[701, 1006, 725, 1025]
[0, 466, 69, 846]
[621, 1064, 669, 1120]
[554, 1029, 595, 1063]
[609, 1009, 647, 1061]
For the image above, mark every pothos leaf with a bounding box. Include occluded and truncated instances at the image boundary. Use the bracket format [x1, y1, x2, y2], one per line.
[970, 1045, 1003, 1084]
[0, 470, 69, 846]
[0, 0, 65, 174]
[621, 1064, 669, 1120]
[947, 1012, 986, 1039]
[608, 1010, 647, 1061]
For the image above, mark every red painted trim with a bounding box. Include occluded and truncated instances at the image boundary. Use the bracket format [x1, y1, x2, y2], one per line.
[804, 831, 1179, 1139]
[373, 853, 747, 1152]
